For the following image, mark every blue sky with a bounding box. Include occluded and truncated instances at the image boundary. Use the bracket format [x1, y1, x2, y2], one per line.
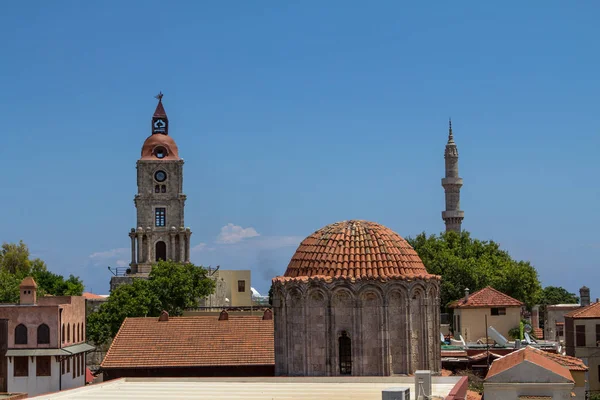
[1, 2, 598, 298]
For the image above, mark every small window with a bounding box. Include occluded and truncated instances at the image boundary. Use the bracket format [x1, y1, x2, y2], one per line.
[76, 323, 79, 343]
[576, 325, 586, 347]
[339, 331, 352, 375]
[36, 356, 51, 377]
[67, 323, 70, 342]
[596, 324, 600, 346]
[37, 324, 50, 344]
[491, 307, 506, 316]
[237, 280, 246, 293]
[72, 324, 76, 343]
[161, 185, 166, 193]
[454, 314, 461, 334]
[155, 208, 166, 227]
[15, 324, 27, 345]
[62, 324, 65, 343]
[14, 356, 28, 377]
[67, 357, 70, 373]
[62, 358, 65, 375]
[154, 147, 167, 159]
[155, 185, 160, 193]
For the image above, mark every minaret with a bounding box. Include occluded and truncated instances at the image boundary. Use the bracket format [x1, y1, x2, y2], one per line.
[127, 93, 192, 275]
[441, 119, 464, 232]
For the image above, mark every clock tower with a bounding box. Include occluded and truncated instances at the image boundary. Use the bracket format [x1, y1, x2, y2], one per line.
[127, 93, 192, 275]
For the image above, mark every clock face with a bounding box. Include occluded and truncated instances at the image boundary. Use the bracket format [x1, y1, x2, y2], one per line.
[153, 118, 167, 133]
[154, 170, 167, 182]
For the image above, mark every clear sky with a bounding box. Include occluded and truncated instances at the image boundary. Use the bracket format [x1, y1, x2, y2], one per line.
[1, 1, 598, 298]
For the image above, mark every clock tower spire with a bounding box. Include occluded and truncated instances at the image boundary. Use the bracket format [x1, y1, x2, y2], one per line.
[127, 93, 192, 275]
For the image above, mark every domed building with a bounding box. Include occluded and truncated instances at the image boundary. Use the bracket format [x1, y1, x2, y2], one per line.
[272, 220, 441, 376]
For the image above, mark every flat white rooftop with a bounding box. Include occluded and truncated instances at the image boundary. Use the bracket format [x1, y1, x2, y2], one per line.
[31, 377, 460, 400]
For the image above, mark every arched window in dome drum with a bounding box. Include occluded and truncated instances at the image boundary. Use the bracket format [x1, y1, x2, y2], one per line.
[338, 331, 351, 375]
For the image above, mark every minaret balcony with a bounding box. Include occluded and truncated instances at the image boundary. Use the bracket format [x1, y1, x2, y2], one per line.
[441, 177, 463, 186]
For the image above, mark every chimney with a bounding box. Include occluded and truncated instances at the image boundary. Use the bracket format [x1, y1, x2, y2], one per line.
[464, 288, 470, 302]
[531, 305, 540, 329]
[219, 310, 229, 321]
[262, 309, 273, 320]
[158, 310, 169, 322]
[19, 277, 37, 305]
[580, 286, 590, 307]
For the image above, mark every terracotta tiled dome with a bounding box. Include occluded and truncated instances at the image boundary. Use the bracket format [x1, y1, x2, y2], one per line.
[279, 220, 437, 282]
[140, 134, 180, 160]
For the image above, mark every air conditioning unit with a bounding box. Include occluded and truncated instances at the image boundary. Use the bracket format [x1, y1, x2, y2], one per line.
[382, 387, 410, 400]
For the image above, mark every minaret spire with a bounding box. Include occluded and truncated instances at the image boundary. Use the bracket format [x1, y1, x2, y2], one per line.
[441, 119, 464, 232]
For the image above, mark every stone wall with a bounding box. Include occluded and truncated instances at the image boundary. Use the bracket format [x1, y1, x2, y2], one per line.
[272, 278, 441, 376]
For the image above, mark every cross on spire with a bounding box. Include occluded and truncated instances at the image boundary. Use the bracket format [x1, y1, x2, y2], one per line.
[155, 91, 164, 101]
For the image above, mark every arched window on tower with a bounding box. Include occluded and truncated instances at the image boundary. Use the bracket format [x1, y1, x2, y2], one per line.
[155, 185, 160, 193]
[37, 324, 50, 344]
[339, 331, 352, 375]
[155, 241, 166, 261]
[72, 324, 76, 343]
[15, 324, 27, 345]
[161, 185, 166, 193]
[67, 323, 70, 342]
[62, 324, 65, 343]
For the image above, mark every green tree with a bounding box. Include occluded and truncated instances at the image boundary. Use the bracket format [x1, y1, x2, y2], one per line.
[0, 241, 84, 302]
[407, 231, 542, 310]
[86, 260, 215, 344]
[537, 286, 579, 306]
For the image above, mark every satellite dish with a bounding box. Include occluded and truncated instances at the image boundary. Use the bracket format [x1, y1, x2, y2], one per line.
[524, 324, 532, 334]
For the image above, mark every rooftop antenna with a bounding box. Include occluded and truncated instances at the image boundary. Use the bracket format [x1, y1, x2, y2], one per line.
[107, 266, 117, 276]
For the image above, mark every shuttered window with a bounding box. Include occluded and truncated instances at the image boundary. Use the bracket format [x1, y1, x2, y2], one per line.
[576, 325, 586, 347]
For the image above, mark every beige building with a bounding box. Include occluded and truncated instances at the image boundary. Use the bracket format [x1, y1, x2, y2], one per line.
[272, 220, 441, 376]
[565, 301, 600, 395]
[201, 269, 252, 308]
[0, 277, 94, 397]
[449, 286, 523, 342]
[484, 346, 588, 399]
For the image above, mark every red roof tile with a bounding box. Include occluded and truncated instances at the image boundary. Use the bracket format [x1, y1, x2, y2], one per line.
[82, 292, 106, 300]
[20, 276, 37, 288]
[274, 220, 439, 283]
[565, 301, 600, 319]
[486, 346, 574, 382]
[101, 314, 274, 369]
[449, 286, 523, 309]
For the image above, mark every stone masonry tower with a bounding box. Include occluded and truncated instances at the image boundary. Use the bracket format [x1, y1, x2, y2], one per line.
[441, 119, 464, 232]
[128, 93, 191, 275]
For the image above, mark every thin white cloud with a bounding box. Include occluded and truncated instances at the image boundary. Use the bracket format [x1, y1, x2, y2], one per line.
[191, 243, 207, 253]
[88, 248, 128, 260]
[115, 260, 128, 267]
[216, 223, 260, 244]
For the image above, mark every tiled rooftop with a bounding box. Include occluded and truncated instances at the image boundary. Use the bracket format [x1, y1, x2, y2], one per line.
[101, 313, 274, 369]
[486, 346, 586, 382]
[274, 220, 438, 283]
[564, 301, 600, 319]
[449, 286, 523, 309]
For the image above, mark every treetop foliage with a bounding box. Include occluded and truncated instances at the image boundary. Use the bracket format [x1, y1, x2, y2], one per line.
[407, 231, 542, 309]
[0, 241, 84, 303]
[86, 260, 215, 345]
